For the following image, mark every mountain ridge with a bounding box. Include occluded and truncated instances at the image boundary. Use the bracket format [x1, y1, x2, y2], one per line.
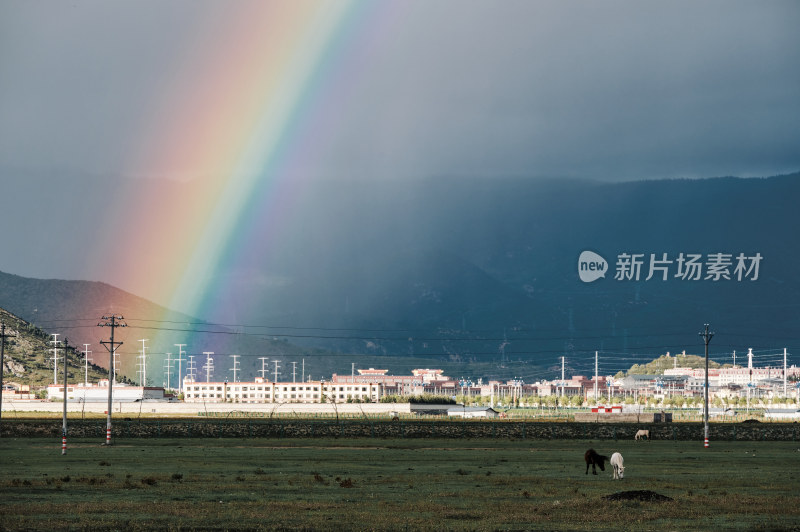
[1, 173, 798, 383]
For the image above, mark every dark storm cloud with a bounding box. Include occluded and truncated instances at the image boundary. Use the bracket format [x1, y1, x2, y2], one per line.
[0, 0, 798, 183]
[311, 1, 800, 180]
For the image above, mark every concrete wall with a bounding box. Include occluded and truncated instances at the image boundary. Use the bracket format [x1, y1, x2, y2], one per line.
[1, 399, 412, 416]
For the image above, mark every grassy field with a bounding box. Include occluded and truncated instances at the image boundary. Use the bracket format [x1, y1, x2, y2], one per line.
[1, 437, 799, 531]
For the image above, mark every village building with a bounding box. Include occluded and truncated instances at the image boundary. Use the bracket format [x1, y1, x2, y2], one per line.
[2, 382, 36, 400]
[46, 380, 167, 402]
[182, 377, 383, 404]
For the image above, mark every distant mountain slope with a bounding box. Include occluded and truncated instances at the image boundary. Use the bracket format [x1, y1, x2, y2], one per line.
[200, 173, 800, 372]
[0, 272, 337, 384]
[2, 173, 798, 383]
[0, 272, 500, 384]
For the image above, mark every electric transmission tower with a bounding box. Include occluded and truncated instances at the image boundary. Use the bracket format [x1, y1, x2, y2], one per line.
[174, 344, 186, 393]
[230, 354, 240, 383]
[186, 355, 197, 383]
[50, 333, 62, 385]
[82, 344, 92, 386]
[137, 339, 148, 387]
[258, 357, 269, 380]
[203, 352, 214, 383]
[163, 353, 174, 390]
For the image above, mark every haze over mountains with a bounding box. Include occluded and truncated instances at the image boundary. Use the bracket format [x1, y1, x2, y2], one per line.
[1, 173, 798, 382]
[201, 174, 799, 356]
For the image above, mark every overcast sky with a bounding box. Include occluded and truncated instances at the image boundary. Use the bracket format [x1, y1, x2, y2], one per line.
[1, 0, 799, 184]
[1, 0, 800, 303]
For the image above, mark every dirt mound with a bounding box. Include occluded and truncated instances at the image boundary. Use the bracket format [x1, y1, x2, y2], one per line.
[603, 490, 673, 502]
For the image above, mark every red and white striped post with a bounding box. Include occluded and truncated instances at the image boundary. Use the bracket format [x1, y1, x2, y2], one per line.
[106, 425, 112, 445]
[704, 437, 709, 448]
[61, 431, 67, 455]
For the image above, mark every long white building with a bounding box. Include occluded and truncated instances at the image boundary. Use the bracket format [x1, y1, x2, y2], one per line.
[46, 380, 167, 402]
[182, 377, 384, 404]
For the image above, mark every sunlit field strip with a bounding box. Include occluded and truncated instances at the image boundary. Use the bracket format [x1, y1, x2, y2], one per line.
[1, 437, 799, 530]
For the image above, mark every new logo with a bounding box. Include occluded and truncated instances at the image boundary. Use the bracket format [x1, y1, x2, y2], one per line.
[578, 251, 608, 283]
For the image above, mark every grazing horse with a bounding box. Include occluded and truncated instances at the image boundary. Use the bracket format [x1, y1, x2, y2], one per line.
[610, 452, 625, 479]
[584, 448, 608, 475]
[635, 429, 650, 441]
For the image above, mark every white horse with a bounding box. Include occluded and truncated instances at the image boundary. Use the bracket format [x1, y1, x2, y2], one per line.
[610, 452, 625, 480]
[635, 429, 650, 441]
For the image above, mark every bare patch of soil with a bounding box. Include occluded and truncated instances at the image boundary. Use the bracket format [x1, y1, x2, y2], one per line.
[603, 490, 673, 502]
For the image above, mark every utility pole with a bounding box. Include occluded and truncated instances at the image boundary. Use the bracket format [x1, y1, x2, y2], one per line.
[83, 344, 92, 385]
[203, 352, 214, 383]
[99, 315, 126, 446]
[175, 344, 186, 393]
[561, 356, 565, 398]
[258, 357, 269, 380]
[784, 348, 788, 398]
[501, 328, 508, 365]
[50, 333, 61, 385]
[186, 355, 197, 383]
[699, 324, 714, 449]
[292, 361, 298, 383]
[748, 348, 753, 414]
[138, 339, 148, 388]
[163, 353, 173, 390]
[62, 338, 69, 455]
[594, 351, 598, 402]
[0, 322, 17, 437]
[231, 355, 240, 383]
[273, 360, 280, 383]
[302, 359, 305, 384]
[351, 362, 355, 383]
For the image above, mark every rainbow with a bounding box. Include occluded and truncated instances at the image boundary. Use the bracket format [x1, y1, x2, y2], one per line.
[102, 2, 392, 369]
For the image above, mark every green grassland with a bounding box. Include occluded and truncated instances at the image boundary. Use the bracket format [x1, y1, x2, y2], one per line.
[1, 437, 799, 531]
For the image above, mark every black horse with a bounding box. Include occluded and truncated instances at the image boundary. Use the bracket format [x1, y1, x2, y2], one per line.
[584, 448, 608, 475]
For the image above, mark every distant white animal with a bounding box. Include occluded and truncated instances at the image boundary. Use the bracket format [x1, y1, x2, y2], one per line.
[635, 429, 650, 441]
[610, 452, 625, 480]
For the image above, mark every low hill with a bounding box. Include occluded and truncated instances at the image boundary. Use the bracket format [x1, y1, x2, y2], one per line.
[0, 307, 109, 388]
[0, 272, 338, 384]
[0, 271, 549, 384]
[617, 352, 729, 378]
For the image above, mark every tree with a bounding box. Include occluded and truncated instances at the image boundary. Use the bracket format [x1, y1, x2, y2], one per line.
[543, 394, 557, 408]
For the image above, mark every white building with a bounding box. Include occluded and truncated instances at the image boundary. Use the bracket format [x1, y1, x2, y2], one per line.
[447, 406, 500, 418]
[764, 408, 800, 421]
[46, 380, 167, 402]
[182, 377, 384, 404]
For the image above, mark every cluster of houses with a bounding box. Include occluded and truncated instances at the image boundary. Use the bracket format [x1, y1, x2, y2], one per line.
[25, 356, 799, 408]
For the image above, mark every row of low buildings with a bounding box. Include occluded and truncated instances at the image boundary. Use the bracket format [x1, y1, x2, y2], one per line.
[177, 362, 800, 405]
[27, 358, 800, 405]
